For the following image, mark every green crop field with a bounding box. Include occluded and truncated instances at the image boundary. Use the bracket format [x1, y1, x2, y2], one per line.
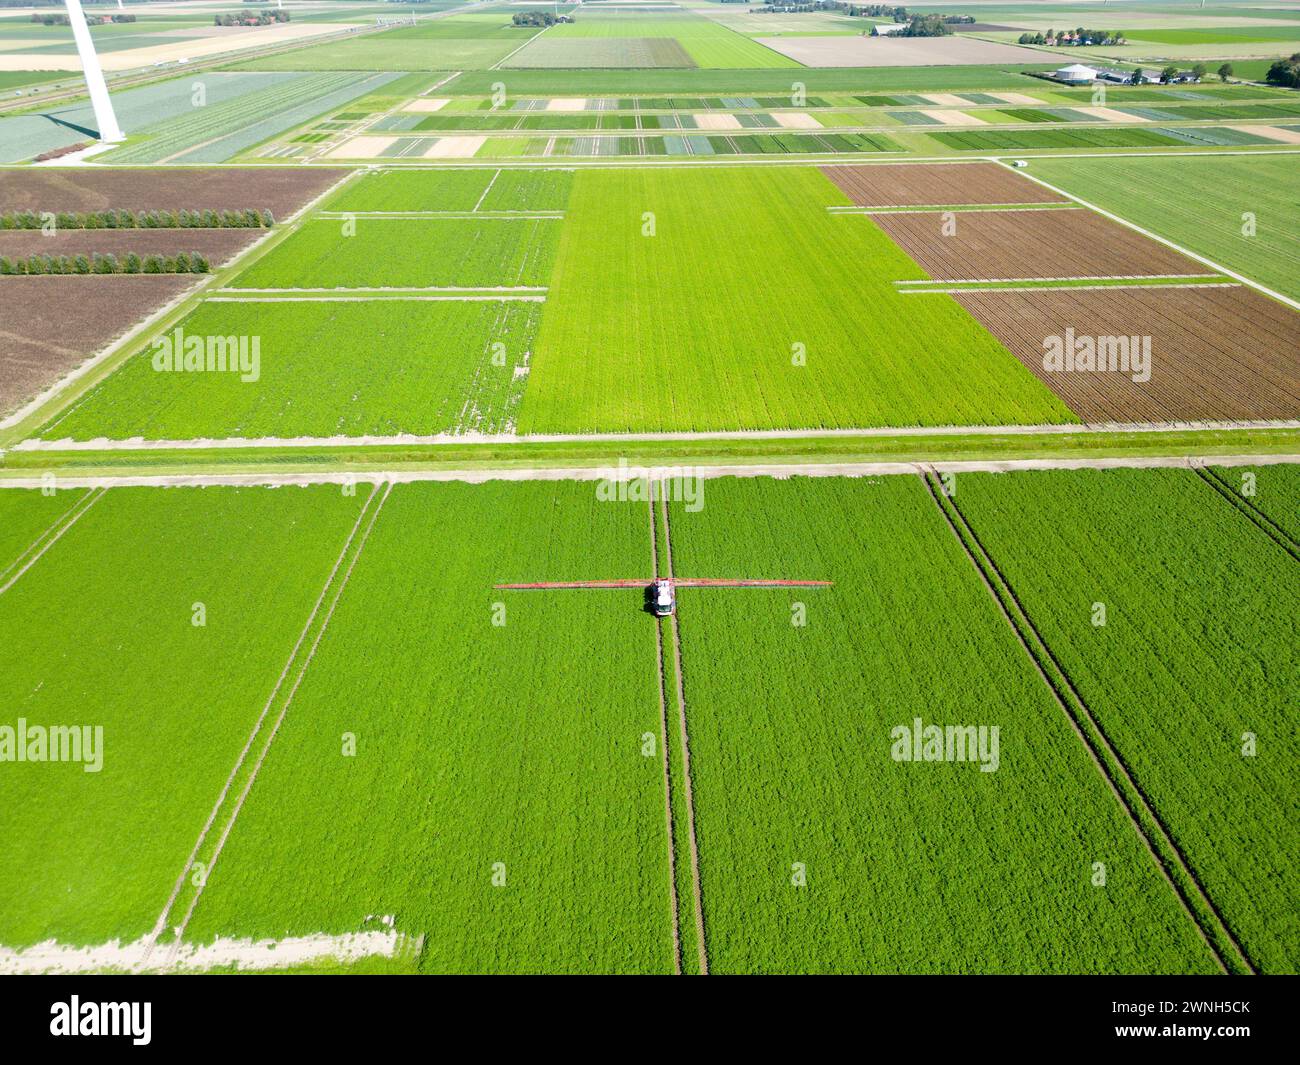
[927, 127, 1187, 150]
[175, 481, 673, 974]
[518, 166, 1076, 432]
[0, 485, 371, 948]
[40, 300, 541, 442]
[322, 169, 572, 213]
[952, 468, 1300, 974]
[3, 0, 1297, 994]
[0, 487, 92, 572]
[666, 475, 1219, 973]
[228, 217, 562, 289]
[1027, 154, 1300, 301]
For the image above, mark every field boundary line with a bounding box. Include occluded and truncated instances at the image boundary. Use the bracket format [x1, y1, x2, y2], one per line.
[159, 483, 390, 967]
[1193, 466, 1300, 562]
[922, 470, 1255, 975]
[472, 169, 502, 212]
[901, 282, 1240, 294]
[658, 484, 709, 976]
[163, 482, 393, 967]
[491, 26, 549, 71]
[0, 485, 92, 588]
[830, 203, 1072, 214]
[315, 211, 564, 219]
[895, 274, 1219, 284]
[141, 483, 384, 964]
[995, 160, 1300, 312]
[205, 294, 546, 304]
[648, 484, 683, 975]
[0, 486, 103, 597]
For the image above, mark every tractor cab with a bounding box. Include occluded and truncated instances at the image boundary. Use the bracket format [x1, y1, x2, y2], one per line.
[649, 578, 675, 617]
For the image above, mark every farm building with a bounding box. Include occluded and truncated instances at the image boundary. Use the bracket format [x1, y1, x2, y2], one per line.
[1053, 64, 1098, 84]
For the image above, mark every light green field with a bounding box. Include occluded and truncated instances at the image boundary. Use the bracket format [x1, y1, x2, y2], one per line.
[229, 217, 561, 289]
[668, 475, 1219, 973]
[0, 485, 371, 948]
[954, 468, 1300, 973]
[41, 300, 541, 442]
[181, 481, 674, 974]
[504, 36, 698, 69]
[540, 15, 799, 68]
[323, 169, 572, 213]
[236, 37, 515, 72]
[1028, 154, 1300, 301]
[0, 487, 90, 572]
[518, 166, 1077, 432]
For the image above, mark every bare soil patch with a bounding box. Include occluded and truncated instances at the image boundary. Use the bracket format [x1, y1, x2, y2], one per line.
[874, 208, 1204, 280]
[823, 163, 1066, 207]
[0, 274, 196, 416]
[0, 168, 348, 219]
[955, 285, 1300, 422]
[756, 35, 1049, 67]
[0, 228, 261, 268]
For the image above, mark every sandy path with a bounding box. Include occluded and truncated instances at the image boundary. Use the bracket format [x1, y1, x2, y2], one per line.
[1, 929, 420, 975]
[647, 486, 683, 974]
[2, 454, 1298, 494]
[659, 487, 709, 975]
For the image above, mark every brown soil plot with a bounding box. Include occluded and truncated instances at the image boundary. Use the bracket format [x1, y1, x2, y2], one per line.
[954, 285, 1300, 423]
[823, 163, 1068, 207]
[0, 274, 196, 417]
[0, 168, 349, 220]
[874, 208, 1207, 281]
[0, 229, 262, 268]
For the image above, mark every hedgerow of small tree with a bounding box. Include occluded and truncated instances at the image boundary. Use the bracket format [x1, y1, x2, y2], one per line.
[0, 251, 211, 276]
[0, 208, 273, 230]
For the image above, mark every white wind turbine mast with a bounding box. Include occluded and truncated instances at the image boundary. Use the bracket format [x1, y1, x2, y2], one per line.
[63, 0, 124, 143]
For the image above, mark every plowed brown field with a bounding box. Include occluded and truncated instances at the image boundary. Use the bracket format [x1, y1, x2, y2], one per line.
[0, 168, 348, 219]
[0, 228, 261, 268]
[822, 162, 1067, 207]
[955, 285, 1300, 422]
[875, 208, 1207, 281]
[0, 275, 197, 417]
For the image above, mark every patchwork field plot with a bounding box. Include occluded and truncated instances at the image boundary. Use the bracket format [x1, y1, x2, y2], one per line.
[954, 285, 1300, 422]
[0, 485, 371, 949]
[519, 167, 1075, 432]
[822, 162, 1069, 207]
[952, 468, 1300, 973]
[229, 217, 561, 290]
[1026, 154, 1300, 302]
[177, 482, 672, 974]
[0, 275, 197, 418]
[100, 72, 400, 165]
[666, 476, 1218, 974]
[42, 300, 542, 442]
[872, 208, 1207, 281]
